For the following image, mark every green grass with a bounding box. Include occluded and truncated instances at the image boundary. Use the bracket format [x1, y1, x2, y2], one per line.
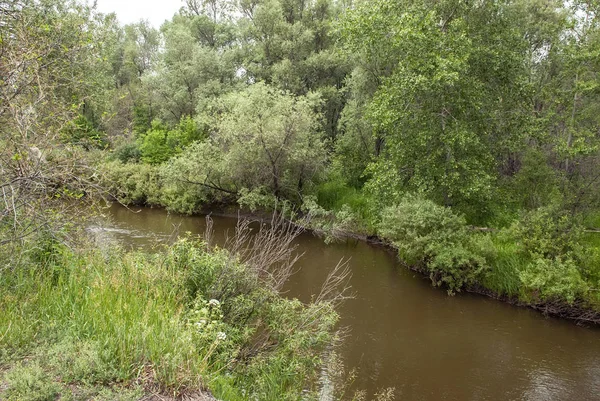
[315, 179, 376, 232]
[0, 236, 340, 400]
[1, 341, 144, 401]
[481, 238, 528, 298]
[0, 247, 202, 394]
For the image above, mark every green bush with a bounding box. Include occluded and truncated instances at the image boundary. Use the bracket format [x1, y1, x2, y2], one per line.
[377, 194, 487, 292]
[511, 206, 585, 259]
[112, 143, 141, 164]
[138, 117, 204, 164]
[507, 206, 597, 305]
[100, 161, 162, 205]
[519, 256, 588, 304]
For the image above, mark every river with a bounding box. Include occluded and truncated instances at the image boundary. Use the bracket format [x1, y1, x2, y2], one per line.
[94, 204, 600, 401]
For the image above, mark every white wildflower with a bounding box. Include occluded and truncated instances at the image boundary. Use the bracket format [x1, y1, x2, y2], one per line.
[208, 299, 221, 307]
[216, 332, 227, 341]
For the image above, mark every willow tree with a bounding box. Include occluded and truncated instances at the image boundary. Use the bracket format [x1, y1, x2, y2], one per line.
[161, 83, 326, 210]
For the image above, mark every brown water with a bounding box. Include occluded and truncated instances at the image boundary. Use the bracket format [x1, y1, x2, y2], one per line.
[96, 204, 600, 401]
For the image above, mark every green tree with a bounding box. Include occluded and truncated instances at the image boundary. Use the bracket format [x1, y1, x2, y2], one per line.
[341, 0, 536, 215]
[144, 15, 236, 124]
[0, 0, 107, 246]
[535, 0, 600, 215]
[161, 83, 326, 209]
[235, 0, 351, 141]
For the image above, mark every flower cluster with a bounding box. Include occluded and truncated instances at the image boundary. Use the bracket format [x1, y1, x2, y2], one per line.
[186, 297, 228, 343]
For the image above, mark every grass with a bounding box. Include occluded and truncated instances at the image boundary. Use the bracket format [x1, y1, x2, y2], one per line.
[0, 246, 203, 397]
[481, 238, 528, 298]
[0, 232, 342, 401]
[1, 340, 144, 401]
[314, 179, 376, 233]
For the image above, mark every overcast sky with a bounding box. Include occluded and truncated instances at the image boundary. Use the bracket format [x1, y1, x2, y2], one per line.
[93, 0, 183, 27]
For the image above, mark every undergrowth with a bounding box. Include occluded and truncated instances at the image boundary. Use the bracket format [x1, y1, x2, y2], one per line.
[0, 223, 347, 400]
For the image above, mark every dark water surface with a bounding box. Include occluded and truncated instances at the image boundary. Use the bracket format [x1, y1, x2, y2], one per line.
[98, 204, 600, 400]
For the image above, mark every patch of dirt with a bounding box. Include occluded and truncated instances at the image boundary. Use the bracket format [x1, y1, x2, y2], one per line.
[139, 392, 218, 401]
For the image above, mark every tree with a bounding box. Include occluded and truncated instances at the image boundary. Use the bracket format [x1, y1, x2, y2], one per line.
[535, 0, 600, 215]
[341, 0, 535, 214]
[235, 0, 351, 141]
[162, 83, 326, 207]
[144, 15, 235, 124]
[0, 0, 106, 247]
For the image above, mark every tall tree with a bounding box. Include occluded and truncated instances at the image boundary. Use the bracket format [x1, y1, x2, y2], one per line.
[341, 0, 537, 213]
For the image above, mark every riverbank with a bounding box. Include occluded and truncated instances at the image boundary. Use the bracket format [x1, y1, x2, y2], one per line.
[94, 203, 600, 399]
[0, 219, 342, 401]
[119, 200, 600, 327]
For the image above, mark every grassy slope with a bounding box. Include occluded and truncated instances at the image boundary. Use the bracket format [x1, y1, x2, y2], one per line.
[0, 237, 338, 401]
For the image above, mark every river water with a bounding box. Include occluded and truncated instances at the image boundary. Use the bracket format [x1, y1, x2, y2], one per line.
[96, 204, 600, 400]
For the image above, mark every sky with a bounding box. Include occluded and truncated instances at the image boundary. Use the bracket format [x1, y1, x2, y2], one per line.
[93, 0, 183, 27]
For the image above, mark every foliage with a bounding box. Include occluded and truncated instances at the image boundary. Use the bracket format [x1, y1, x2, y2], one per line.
[211, 83, 327, 198]
[62, 115, 108, 150]
[0, 231, 341, 400]
[341, 0, 532, 210]
[155, 83, 327, 209]
[0, 0, 110, 246]
[519, 256, 588, 304]
[511, 206, 585, 259]
[112, 142, 142, 164]
[137, 117, 204, 164]
[100, 161, 162, 205]
[378, 195, 488, 292]
[3, 0, 600, 379]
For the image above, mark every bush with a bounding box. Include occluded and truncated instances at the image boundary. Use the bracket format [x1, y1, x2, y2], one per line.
[507, 206, 597, 305]
[112, 143, 141, 164]
[138, 117, 204, 164]
[511, 205, 585, 259]
[377, 194, 487, 292]
[100, 161, 162, 205]
[519, 256, 588, 304]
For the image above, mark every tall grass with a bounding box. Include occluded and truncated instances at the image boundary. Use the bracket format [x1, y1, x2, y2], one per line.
[0, 247, 202, 391]
[481, 239, 528, 298]
[1, 219, 347, 400]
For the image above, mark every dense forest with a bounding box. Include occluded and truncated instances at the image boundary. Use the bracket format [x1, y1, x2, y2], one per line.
[1, 0, 600, 399]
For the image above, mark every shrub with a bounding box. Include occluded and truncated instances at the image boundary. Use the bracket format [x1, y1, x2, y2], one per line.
[511, 205, 585, 259]
[138, 117, 204, 164]
[519, 256, 588, 304]
[100, 161, 162, 205]
[112, 143, 141, 164]
[508, 206, 598, 305]
[138, 120, 173, 164]
[378, 194, 487, 292]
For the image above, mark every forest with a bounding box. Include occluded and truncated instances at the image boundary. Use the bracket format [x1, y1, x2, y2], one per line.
[1, 0, 600, 399]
